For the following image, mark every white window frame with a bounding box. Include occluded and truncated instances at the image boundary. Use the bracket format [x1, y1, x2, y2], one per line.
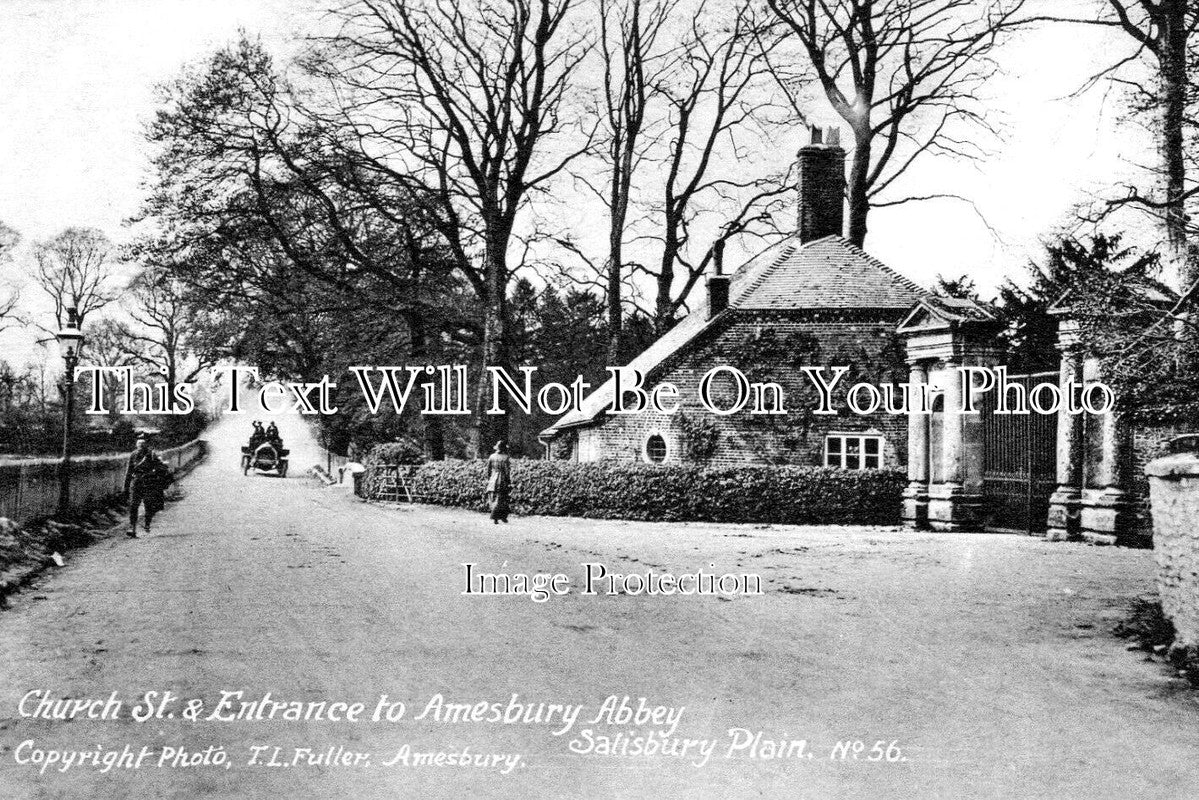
[824, 433, 884, 471]
[643, 432, 669, 464]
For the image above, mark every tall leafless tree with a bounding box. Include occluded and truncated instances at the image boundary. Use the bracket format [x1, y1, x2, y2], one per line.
[593, 0, 676, 359]
[647, 1, 794, 330]
[1036, 1, 1198, 289]
[314, 0, 594, 453]
[121, 268, 216, 410]
[765, 0, 1030, 247]
[32, 227, 118, 332]
[566, 1, 795, 334]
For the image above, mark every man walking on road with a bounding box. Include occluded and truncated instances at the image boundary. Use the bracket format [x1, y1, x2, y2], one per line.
[124, 436, 172, 538]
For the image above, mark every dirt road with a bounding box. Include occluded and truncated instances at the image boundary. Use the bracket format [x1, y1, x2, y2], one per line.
[0, 411, 1196, 799]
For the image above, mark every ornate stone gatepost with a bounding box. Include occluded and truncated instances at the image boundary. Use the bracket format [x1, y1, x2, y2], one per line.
[1046, 319, 1084, 541]
[898, 298, 1002, 532]
[1048, 304, 1138, 545]
[1081, 406, 1136, 545]
[902, 361, 930, 529]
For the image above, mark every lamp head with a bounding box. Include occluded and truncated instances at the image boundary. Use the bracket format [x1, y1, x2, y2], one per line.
[55, 306, 84, 362]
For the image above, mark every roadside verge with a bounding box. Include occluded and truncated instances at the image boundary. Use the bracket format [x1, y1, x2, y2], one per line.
[0, 440, 208, 607]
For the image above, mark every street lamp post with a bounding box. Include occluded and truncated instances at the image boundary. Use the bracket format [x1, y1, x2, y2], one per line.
[56, 306, 85, 518]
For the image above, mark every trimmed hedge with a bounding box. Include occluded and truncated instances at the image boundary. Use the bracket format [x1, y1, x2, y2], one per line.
[367, 457, 904, 525]
[364, 441, 425, 466]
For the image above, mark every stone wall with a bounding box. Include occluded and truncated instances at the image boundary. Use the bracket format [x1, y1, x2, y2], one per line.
[0, 439, 207, 525]
[1130, 420, 1195, 537]
[569, 310, 910, 468]
[1146, 451, 1199, 650]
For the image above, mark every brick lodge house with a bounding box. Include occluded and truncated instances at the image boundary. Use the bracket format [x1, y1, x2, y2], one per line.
[539, 127, 926, 473]
[539, 125, 1159, 547]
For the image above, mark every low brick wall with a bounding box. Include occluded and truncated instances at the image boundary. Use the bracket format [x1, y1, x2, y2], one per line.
[0, 439, 207, 525]
[1146, 452, 1199, 650]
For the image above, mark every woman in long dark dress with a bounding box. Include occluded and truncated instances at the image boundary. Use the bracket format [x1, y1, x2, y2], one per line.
[486, 440, 512, 524]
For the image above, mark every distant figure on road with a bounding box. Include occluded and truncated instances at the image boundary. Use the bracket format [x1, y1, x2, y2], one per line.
[124, 437, 173, 538]
[486, 440, 511, 524]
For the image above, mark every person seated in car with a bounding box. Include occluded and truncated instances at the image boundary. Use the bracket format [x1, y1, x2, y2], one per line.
[265, 421, 282, 448]
[248, 420, 266, 450]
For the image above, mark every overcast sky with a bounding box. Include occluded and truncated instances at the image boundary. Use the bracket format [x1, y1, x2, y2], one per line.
[0, 0, 1156, 363]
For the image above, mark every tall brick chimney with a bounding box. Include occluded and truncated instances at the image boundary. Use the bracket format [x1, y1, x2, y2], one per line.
[797, 125, 846, 243]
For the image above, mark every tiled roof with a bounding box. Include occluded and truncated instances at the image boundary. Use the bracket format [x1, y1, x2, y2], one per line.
[924, 295, 994, 317]
[917, 295, 997, 323]
[731, 235, 924, 311]
[541, 312, 710, 433]
[542, 234, 926, 435]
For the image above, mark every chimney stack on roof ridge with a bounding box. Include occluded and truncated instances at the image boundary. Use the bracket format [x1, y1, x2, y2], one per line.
[797, 125, 846, 243]
[707, 238, 731, 317]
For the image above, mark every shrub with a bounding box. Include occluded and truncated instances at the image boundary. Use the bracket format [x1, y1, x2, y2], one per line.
[361, 441, 429, 498]
[366, 457, 904, 525]
[678, 412, 720, 463]
[110, 419, 137, 451]
[365, 440, 426, 466]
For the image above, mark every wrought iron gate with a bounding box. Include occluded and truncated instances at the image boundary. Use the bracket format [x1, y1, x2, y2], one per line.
[982, 371, 1058, 533]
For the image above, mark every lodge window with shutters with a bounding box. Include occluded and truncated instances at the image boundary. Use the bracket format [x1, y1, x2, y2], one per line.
[824, 434, 884, 470]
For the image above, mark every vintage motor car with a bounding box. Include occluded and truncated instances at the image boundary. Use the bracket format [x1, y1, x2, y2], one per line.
[241, 441, 289, 477]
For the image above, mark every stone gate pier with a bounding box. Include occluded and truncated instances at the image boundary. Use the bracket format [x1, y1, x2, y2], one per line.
[1146, 447, 1199, 666]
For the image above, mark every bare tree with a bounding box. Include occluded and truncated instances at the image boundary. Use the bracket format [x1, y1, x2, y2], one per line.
[765, 0, 1030, 247]
[0, 288, 18, 335]
[593, 0, 676, 359]
[21, 355, 54, 417]
[554, 1, 795, 335]
[121, 269, 217, 411]
[83, 317, 137, 420]
[0, 221, 22, 333]
[314, 0, 594, 453]
[647, 1, 794, 329]
[1035, 1, 1198, 288]
[33, 227, 118, 331]
[144, 36, 472, 458]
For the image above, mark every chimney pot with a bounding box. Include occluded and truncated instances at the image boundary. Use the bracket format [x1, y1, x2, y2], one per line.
[707, 242, 731, 318]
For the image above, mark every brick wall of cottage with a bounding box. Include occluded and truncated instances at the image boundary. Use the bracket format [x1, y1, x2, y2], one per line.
[565, 310, 910, 469]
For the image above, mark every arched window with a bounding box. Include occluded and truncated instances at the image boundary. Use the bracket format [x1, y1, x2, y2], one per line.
[644, 433, 668, 464]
